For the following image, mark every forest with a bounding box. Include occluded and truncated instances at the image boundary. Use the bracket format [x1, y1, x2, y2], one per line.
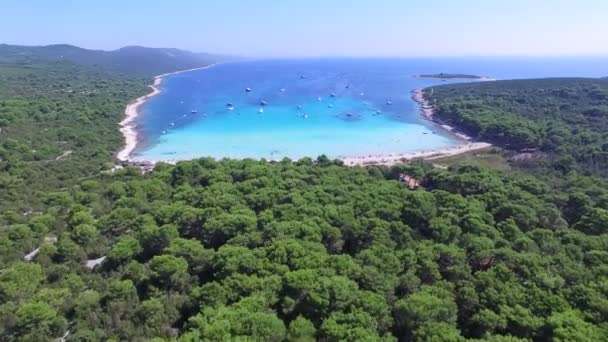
[427, 78, 608, 176]
[1, 53, 608, 341]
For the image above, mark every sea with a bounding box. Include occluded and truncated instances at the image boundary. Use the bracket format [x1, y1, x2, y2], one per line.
[130, 57, 608, 161]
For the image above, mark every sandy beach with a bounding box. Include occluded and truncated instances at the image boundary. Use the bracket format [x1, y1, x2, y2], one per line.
[116, 64, 217, 161]
[338, 87, 492, 166]
[340, 142, 492, 166]
[118, 67, 490, 167]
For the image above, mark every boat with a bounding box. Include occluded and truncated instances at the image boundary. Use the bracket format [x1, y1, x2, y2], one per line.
[328, 104, 333, 108]
[245, 87, 252, 92]
[226, 102, 233, 107]
[297, 105, 302, 110]
[386, 100, 393, 105]
[169, 122, 175, 126]
[300, 75, 306, 79]
[330, 93, 336, 97]
[260, 100, 268, 106]
[258, 107, 264, 113]
[303, 114, 309, 118]
[318, 97, 322, 101]
[281, 88, 286, 92]
[191, 110, 198, 114]
[346, 113, 353, 117]
[345, 85, 350, 89]
[376, 110, 382, 115]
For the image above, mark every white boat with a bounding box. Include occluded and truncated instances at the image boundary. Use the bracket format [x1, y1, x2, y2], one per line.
[191, 110, 198, 113]
[328, 104, 333, 108]
[330, 93, 336, 97]
[303, 114, 309, 118]
[258, 107, 264, 113]
[386, 100, 392, 105]
[245, 87, 252, 92]
[260, 100, 268, 106]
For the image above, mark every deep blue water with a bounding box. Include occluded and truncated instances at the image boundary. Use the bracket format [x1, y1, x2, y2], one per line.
[132, 57, 608, 161]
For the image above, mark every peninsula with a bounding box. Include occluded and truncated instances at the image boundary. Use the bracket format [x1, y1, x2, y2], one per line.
[416, 73, 496, 81]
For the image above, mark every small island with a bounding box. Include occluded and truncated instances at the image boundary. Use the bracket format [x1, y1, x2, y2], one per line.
[416, 72, 485, 79]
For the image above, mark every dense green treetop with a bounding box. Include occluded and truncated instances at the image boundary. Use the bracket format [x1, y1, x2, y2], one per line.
[1, 55, 608, 340]
[427, 78, 608, 176]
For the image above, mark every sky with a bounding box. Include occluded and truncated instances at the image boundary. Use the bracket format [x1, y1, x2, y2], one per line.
[2, 0, 608, 57]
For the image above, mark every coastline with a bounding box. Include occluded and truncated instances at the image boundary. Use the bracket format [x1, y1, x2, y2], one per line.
[118, 65, 491, 167]
[338, 88, 492, 166]
[116, 64, 218, 161]
[415, 74, 496, 82]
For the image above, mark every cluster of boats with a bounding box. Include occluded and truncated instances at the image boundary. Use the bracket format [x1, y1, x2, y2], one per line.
[184, 81, 394, 121]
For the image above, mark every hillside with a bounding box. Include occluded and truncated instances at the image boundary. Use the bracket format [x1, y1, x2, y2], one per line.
[0, 44, 229, 76]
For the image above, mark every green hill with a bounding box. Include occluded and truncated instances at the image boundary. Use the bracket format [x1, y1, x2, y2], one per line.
[0, 43, 230, 76]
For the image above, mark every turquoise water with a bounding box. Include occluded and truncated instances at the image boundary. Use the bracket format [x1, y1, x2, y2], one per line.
[132, 58, 608, 161]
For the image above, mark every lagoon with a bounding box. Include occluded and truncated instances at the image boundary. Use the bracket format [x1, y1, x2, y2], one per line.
[130, 58, 608, 161]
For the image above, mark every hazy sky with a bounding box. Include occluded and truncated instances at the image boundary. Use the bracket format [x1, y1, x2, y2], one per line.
[2, 0, 607, 57]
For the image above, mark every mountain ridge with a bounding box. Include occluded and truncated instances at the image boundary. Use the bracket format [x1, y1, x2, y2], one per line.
[0, 43, 232, 76]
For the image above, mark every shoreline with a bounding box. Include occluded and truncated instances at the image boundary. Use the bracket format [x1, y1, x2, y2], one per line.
[118, 68, 491, 167]
[116, 64, 219, 161]
[338, 88, 491, 166]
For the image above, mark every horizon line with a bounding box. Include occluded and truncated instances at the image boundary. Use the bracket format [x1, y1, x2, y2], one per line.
[3, 42, 608, 59]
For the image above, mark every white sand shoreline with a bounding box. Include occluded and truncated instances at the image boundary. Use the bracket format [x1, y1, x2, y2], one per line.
[116, 64, 219, 161]
[338, 88, 492, 166]
[118, 68, 491, 167]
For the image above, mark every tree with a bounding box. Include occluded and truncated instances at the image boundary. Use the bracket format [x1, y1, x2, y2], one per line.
[546, 310, 603, 342]
[71, 223, 99, 245]
[319, 310, 382, 341]
[186, 295, 286, 341]
[574, 208, 608, 235]
[0, 262, 45, 302]
[15, 301, 66, 340]
[287, 316, 316, 342]
[149, 254, 189, 289]
[393, 285, 458, 338]
[108, 236, 142, 264]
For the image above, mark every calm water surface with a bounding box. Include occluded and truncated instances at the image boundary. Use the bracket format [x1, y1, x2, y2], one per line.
[132, 58, 608, 161]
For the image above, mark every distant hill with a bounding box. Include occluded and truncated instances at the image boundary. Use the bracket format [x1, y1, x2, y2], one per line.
[0, 43, 232, 76]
